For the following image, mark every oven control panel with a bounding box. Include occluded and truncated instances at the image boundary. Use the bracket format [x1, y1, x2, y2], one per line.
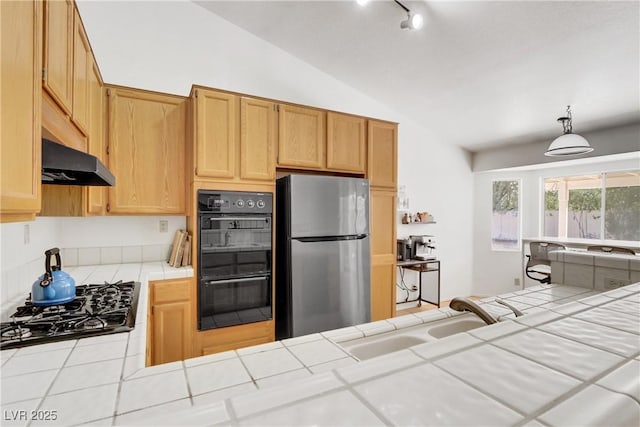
[198, 190, 273, 214]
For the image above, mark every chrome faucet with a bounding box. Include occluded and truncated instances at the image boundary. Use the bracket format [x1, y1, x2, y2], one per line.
[449, 297, 498, 325]
[495, 299, 524, 317]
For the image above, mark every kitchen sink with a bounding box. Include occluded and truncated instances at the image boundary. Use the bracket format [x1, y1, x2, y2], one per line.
[426, 317, 486, 339]
[339, 314, 487, 360]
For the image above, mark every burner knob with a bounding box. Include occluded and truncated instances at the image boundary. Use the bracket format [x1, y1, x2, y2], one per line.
[247, 200, 255, 208]
[236, 199, 244, 208]
[256, 200, 265, 209]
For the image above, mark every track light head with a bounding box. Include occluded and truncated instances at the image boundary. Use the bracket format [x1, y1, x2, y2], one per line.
[400, 12, 423, 30]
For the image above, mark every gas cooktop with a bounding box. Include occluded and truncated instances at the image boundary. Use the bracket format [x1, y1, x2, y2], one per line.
[0, 280, 140, 350]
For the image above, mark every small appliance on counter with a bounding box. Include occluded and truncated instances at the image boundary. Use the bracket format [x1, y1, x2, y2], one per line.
[410, 235, 437, 261]
[397, 238, 413, 261]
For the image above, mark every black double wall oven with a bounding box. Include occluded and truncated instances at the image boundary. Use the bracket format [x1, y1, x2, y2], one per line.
[197, 190, 273, 330]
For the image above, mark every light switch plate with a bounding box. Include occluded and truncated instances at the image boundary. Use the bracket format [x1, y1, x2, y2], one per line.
[159, 220, 169, 233]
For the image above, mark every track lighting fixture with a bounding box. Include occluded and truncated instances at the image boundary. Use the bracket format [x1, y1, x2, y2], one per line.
[544, 105, 594, 157]
[394, 0, 423, 30]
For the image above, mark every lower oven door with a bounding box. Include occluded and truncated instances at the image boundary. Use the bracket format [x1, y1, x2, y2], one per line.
[198, 274, 271, 330]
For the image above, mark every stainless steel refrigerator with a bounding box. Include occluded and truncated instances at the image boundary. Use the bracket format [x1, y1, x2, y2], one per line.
[275, 174, 370, 339]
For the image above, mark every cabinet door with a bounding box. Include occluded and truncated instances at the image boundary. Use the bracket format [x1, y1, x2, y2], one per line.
[326, 112, 366, 173]
[278, 104, 325, 169]
[43, 0, 74, 115]
[107, 87, 186, 214]
[86, 58, 105, 215]
[367, 120, 397, 189]
[369, 190, 397, 321]
[195, 89, 237, 178]
[71, 8, 90, 134]
[371, 263, 396, 321]
[240, 97, 276, 181]
[1, 0, 42, 222]
[151, 301, 191, 365]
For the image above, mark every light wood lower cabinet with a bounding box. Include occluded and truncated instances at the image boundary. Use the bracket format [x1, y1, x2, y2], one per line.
[369, 189, 397, 320]
[147, 278, 193, 366]
[195, 321, 274, 357]
[1, 0, 42, 223]
[371, 263, 396, 320]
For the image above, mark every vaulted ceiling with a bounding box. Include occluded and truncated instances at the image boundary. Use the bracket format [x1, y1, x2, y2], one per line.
[196, 0, 640, 151]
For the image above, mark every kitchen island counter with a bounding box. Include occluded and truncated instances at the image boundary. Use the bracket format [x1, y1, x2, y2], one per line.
[1, 270, 639, 426]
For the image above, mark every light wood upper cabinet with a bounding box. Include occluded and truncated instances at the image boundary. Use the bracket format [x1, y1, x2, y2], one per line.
[107, 87, 186, 214]
[40, 58, 106, 217]
[1, 0, 42, 222]
[240, 97, 276, 181]
[43, 0, 74, 116]
[277, 104, 325, 169]
[367, 120, 397, 189]
[148, 279, 192, 366]
[369, 189, 397, 321]
[326, 112, 366, 173]
[71, 7, 90, 134]
[86, 58, 105, 215]
[194, 89, 238, 179]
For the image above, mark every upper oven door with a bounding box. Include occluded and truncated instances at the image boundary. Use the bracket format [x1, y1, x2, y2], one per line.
[199, 214, 272, 280]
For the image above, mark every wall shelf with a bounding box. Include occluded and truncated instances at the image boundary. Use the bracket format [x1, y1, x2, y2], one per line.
[401, 221, 437, 225]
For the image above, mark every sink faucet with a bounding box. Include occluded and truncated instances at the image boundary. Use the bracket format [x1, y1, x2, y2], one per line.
[449, 297, 498, 325]
[495, 299, 524, 317]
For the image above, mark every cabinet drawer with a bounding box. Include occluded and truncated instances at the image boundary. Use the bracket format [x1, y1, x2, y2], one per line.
[151, 279, 191, 304]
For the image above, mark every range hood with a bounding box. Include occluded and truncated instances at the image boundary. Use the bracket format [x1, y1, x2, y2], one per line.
[42, 139, 115, 186]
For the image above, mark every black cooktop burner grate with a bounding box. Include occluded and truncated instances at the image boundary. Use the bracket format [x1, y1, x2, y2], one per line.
[0, 281, 140, 350]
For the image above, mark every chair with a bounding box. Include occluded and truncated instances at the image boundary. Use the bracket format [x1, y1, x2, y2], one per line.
[525, 242, 566, 284]
[586, 245, 636, 255]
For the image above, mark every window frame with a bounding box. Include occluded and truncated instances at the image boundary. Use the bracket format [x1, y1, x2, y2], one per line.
[491, 178, 522, 252]
[539, 168, 640, 245]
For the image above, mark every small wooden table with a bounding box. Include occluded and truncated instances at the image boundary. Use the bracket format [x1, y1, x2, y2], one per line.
[396, 259, 441, 308]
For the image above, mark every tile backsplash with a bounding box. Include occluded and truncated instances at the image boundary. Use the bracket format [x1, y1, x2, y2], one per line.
[61, 245, 172, 267]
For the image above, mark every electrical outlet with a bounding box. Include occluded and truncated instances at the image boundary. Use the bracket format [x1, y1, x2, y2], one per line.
[159, 220, 169, 233]
[604, 278, 631, 290]
[514, 278, 520, 287]
[410, 285, 418, 292]
[23, 224, 30, 244]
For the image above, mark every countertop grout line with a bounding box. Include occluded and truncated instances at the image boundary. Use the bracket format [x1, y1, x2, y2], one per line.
[429, 361, 531, 420]
[530, 322, 636, 359]
[24, 339, 79, 427]
[332, 369, 396, 427]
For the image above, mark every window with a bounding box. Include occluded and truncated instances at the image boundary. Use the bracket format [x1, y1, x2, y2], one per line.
[492, 180, 520, 250]
[543, 170, 640, 242]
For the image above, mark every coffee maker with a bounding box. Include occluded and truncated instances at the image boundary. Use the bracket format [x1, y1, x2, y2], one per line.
[410, 235, 436, 260]
[397, 238, 412, 261]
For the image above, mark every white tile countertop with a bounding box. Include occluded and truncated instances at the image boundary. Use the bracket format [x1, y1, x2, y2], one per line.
[1, 271, 639, 426]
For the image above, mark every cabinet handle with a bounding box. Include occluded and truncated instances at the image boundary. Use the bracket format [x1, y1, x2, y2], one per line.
[106, 203, 110, 213]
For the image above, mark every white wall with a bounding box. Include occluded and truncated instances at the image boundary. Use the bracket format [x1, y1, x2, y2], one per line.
[472, 155, 640, 297]
[75, 0, 476, 301]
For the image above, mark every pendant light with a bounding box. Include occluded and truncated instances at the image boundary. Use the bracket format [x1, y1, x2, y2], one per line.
[544, 105, 594, 157]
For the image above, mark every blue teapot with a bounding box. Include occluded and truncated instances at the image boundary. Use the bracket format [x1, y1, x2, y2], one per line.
[32, 248, 76, 306]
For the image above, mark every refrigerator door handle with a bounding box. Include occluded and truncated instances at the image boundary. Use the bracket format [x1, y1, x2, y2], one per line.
[293, 234, 368, 243]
